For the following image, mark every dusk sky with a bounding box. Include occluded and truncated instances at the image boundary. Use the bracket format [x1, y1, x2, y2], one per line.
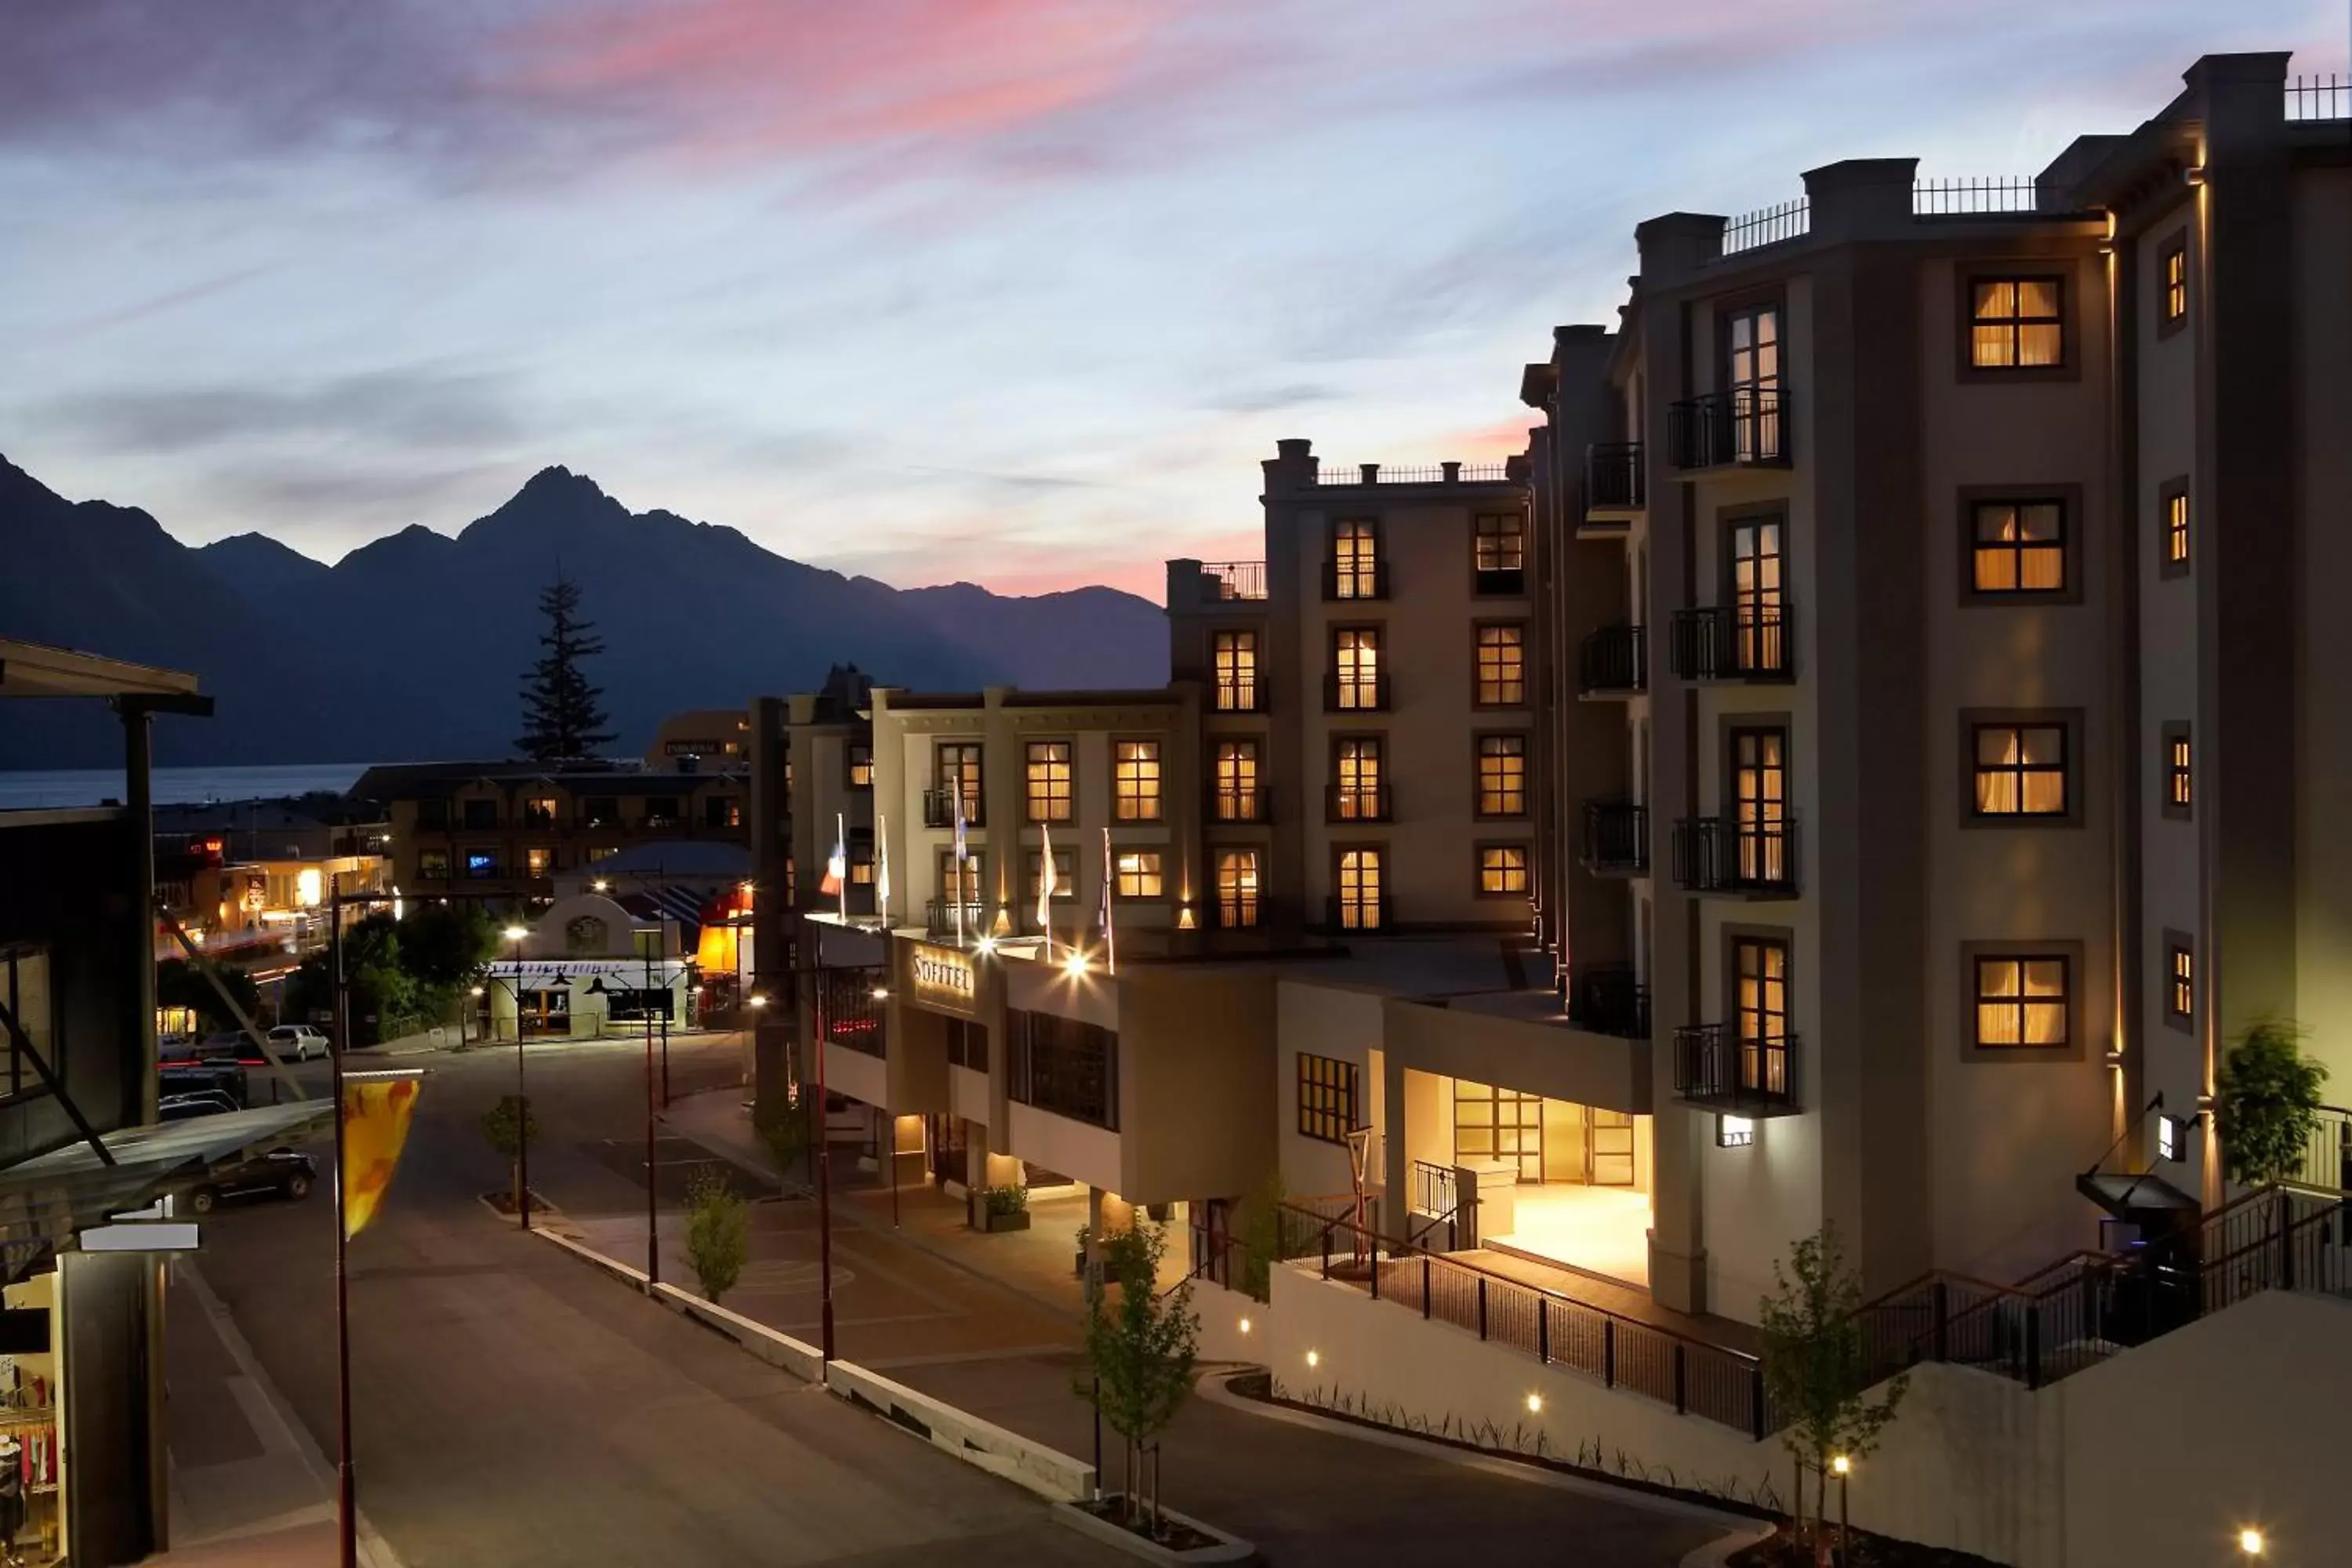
[5, 2, 2338, 599]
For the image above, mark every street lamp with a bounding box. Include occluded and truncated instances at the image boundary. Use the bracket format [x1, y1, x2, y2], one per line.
[2239, 1527, 2266, 1558]
[1831, 1454, 1852, 1562]
[502, 924, 531, 1229]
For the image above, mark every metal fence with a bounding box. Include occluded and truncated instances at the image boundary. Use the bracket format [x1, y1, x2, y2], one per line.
[1914, 176, 2038, 216]
[1197, 561, 1266, 601]
[2286, 72, 2349, 122]
[1312, 461, 1514, 487]
[1407, 1161, 1461, 1250]
[2288, 1105, 2352, 1192]
[1722, 197, 1809, 256]
[1275, 1203, 1769, 1438]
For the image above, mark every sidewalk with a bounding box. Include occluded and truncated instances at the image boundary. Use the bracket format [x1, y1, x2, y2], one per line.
[145, 1261, 399, 1568]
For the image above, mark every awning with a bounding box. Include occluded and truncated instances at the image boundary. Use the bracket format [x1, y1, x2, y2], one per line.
[0, 1102, 333, 1245]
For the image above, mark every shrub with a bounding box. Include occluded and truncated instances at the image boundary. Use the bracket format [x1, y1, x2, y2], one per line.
[982, 1184, 1029, 1218]
[481, 1094, 535, 1212]
[685, 1168, 750, 1305]
[2216, 1019, 2328, 1187]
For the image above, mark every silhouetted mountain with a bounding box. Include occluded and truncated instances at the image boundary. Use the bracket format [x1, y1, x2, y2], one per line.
[0, 456, 1168, 768]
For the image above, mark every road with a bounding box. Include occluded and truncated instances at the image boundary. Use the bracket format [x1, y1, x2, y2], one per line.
[187, 1033, 1124, 1567]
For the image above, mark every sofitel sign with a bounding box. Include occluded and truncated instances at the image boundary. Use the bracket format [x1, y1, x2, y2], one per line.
[911, 943, 976, 1006]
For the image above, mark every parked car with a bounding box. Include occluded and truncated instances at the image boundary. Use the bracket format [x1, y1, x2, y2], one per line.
[159, 1091, 241, 1121]
[186, 1149, 316, 1214]
[159, 1062, 248, 1105]
[188, 1031, 258, 1065]
[266, 1025, 330, 1062]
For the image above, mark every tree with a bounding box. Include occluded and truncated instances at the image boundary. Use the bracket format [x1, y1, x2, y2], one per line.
[397, 903, 498, 990]
[515, 572, 613, 762]
[2216, 1019, 2328, 1188]
[684, 1168, 750, 1304]
[481, 1094, 536, 1214]
[156, 958, 260, 1033]
[1759, 1226, 1907, 1562]
[1076, 1222, 1198, 1532]
[752, 1086, 811, 1193]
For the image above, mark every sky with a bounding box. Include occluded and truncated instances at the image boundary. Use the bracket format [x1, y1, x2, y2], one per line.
[2, 2, 2341, 600]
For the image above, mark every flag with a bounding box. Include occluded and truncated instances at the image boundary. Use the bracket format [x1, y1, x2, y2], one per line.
[1037, 820, 1057, 953]
[1099, 827, 1116, 976]
[875, 814, 891, 924]
[821, 815, 846, 898]
[951, 779, 969, 940]
[340, 1073, 422, 1239]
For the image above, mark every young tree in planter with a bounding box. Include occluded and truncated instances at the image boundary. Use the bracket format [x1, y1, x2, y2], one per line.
[1077, 1223, 1198, 1534]
[516, 572, 614, 763]
[2216, 1019, 2328, 1187]
[685, 1168, 750, 1305]
[1759, 1225, 1907, 1563]
[481, 1094, 536, 1215]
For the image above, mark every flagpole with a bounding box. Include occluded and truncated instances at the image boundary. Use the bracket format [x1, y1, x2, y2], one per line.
[1102, 828, 1116, 977]
[1040, 821, 1053, 960]
[328, 891, 357, 1568]
[837, 811, 849, 925]
[952, 779, 967, 946]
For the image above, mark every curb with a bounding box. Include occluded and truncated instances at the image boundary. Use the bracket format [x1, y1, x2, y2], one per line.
[1050, 1499, 1260, 1566]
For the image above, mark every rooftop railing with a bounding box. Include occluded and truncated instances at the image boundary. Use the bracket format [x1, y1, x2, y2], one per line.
[2287, 72, 2349, 122]
[1312, 461, 1514, 486]
[1913, 176, 2038, 216]
[1197, 561, 1266, 601]
[1722, 196, 1809, 255]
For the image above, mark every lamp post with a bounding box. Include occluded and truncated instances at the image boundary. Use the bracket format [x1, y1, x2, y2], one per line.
[503, 924, 531, 1229]
[1831, 1454, 1851, 1566]
[644, 942, 660, 1284]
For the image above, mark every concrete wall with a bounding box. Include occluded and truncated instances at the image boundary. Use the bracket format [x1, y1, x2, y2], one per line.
[1277, 980, 1385, 1199]
[1119, 967, 1278, 1205]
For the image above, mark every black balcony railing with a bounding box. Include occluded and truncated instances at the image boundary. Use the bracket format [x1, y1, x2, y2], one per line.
[2289, 1105, 2352, 1192]
[1323, 672, 1391, 713]
[1668, 387, 1788, 469]
[1321, 560, 1392, 601]
[921, 789, 985, 829]
[1581, 800, 1649, 874]
[1585, 441, 1646, 512]
[1211, 786, 1269, 824]
[1578, 623, 1647, 695]
[925, 898, 988, 938]
[1473, 566, 1526, 597]
[1671, 817, 1797, 896]
[1325, 894, 1394, 934]
[1566, 963, 1650, 1040]
[817, 964, 887, 1058]
[1213, 679, 1267, 713]
[1674, 1022, 1798, 1114]
[1214, 893, 1265, 931]
[1325, 783, 1392, 824]
[1668, 604, 1791, 681]
[1199, 560, 1267, 601]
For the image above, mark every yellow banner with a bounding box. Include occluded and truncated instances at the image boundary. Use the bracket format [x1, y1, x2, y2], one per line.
[341, 1076, 421, 1239]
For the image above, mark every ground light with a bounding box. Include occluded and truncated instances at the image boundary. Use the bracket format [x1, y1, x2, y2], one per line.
[747, 993, 768, 1009]
[503, 925, 528, 942]
[1525, 1392, 1542, 1414]
[1237, 1316, 1252, 1335]
[2240, 1527, 2266, 1557]
[1305, 1349, 1319, 1369]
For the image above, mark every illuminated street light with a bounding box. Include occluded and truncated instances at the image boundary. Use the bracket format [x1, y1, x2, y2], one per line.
[1062, 950, 1089, 978]
[2240, 1528, 2266, 1558]
[747, 993, 769, 1009]
[503, 925, 529, 942]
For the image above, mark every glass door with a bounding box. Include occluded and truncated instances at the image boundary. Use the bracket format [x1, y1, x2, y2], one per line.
[1727, 306, 1780, 459]
[1730, 726, 1788, 884]
[1585, 1108, 1636, 1187]
[1454, 1081, 1543, 1182]
[1732, 937, 1790, 1095]
[1728, 515, 1784, 673]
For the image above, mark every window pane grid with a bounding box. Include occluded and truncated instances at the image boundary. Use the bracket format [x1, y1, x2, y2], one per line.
[1214, 740, 1261, 821]
[1475, 514, 1525, 572]
[1479, 845, 1529, 894]
[1334, 521, 1379, 598]
[1336, 629, 1381, 709]
[1025, 741, 1072, 823]
[2165, 492, 2190, 565]
[1216, 849, 1261, 928]
[1973, 724, 2068, 816]
[1974, 956, 2070, 1047]
[1476, 624, 1526, 705]
[1214, 630, 1259, 712]
[1114, 851, 1163, 899]
[1478, 735, 1526, 816]
[1971, 278, 2064, 368]
[1972, 500, 2066, 594]
[1338, 848, 1383, 930]
[1114, 740, 1163, 822]
[1297, 1052, 1360, 1145]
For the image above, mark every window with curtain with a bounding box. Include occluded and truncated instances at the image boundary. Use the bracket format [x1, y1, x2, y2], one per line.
[1025, 741, 1073, 823]
[1973, 724, 2067, 816]
[1476, 623, 1526, 705]
[1114, 851, 1163, 899]
[1970, 278, 2065, 368]
[1214, 739, 1261, 822]
[1338, 848, 1384, 930]
[1971, 500, 2066, 594]
[1114, 740, 1162, 821]
[1479, 845, 1530, 895]
[1214, 630, 1259, 711]
[1216, 849, 1260, 928]
[1975, 956, 2069, 1047]
[1332, 519, 1380, 598]
[1333, 627, 1382, 710]
[1477, 735, 1526, 817]
[1475, 513, 1524, 572]
[1333, 737, 1383, 819]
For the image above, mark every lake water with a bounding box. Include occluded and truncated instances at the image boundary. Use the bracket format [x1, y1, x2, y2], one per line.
[0, 763, 376, 811]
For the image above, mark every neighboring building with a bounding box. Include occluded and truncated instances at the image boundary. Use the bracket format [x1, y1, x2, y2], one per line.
[644, 708, 753, 770]
[152, 800, 388, 960]
[478, 891, 693, 1041]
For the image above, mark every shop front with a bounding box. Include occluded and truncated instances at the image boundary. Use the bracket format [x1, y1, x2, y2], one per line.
[482, 958, 694, 1042]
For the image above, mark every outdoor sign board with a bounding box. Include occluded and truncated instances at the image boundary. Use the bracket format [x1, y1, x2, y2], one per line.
[910, 942, 976, 1010]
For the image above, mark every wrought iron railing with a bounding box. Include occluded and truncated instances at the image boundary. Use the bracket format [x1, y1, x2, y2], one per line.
[2289, 1105, 2352, 1192]
[1566, 961, 1650, 1039]
[1668, 387, 1787, 467]
[1578, 623, 1647, 695]
[1581, 800, 1649, 875]
[1213, 679, 1266, 714]
[1323, 671, 1391, 713]
[1275, 1203, 1770, 1438]
[1314, 462, 1515, 486]
[1722, 197, 1809, 255]
[920, 788, 984, 829]
[924, 898, 987, 939]
[1913, 176, 2038, 215]
[1320, 560, 1392, 601]
[1324, 894, 1393, 934]
[1673, 1023, 1798, 1113]
[1210, 785, 1269, 824]
[1325, 783, 1391, 824]
[1669, 603, 1792, 681]
[1408, 1160, 1463, 1250]
[817, 964, 887, 1057]
[2286, 72, 2349, 122]
[1671, 816, 1797, 895]
[1198, 561, 1267, 601]
[1585, 441, 1644, 512]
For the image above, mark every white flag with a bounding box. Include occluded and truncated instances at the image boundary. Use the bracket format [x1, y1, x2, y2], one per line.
[875, 815, 891, 924]
[1037, 820, 1057, 953]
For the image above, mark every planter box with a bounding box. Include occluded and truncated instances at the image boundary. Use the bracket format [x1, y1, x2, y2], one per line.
[1051, 1496, 1258, 1566]
[980, 1208, 1033, 1233]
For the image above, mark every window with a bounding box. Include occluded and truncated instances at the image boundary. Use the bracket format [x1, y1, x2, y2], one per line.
[1, 946, 53, 1103]
[1114, 851, 1163, 899]
[1477, 734, 1526, 818]
[850, 832, 875, 886]
[1726, 305, 1783, 461]
[1728, 514, 1787, 673]
[1479, 845, 1530, 895]
[1731, 727, 1790, 884]
[1026, 847, 1077, 904]
[1025, 741, 1073, 823]
[1973, 724, 2067, 817]
[524, 796, 558, 826]
[1337, 848, 1384, 931]
[1454, 1081, 1541, 1181]
[2161, 481, 2190, 576]
[2156, 1112, 2187, 1163]
[463, 799, 499, 830]
[2158, 235, 2188, 333]
[583, 797, 619, 828]
[1330, 519, 1381, 599]
[705, 795, 742, 829]
[937, 742, 984, 823]
[1114, 740, 1163, 822]
[1969, 277, 2065, 368]
[936, 848, 985, 906]
[1475, 513, 1525, 592]
[1332, 737, 1385, 820]
[586, 844, 619, 864]
[525, 847, 553, 878]
[1733, 936, 1793, 1097]
[946, 1018, 989, 1072]
[2166, 938, 2194, 1027]
[1216, 849, 1261, 929]
[1331, 627, 1383, 711]
[2163, 723, 2193, 820]
[465, 850, 499, 879]
[417, 799, 450, 829]
[1214, 739, 1262, 822]
[1971, 500, 2067, 594]
[847, 743, 873, 789]
[1974, 955, 2070, 1048]
[1213, 630, 1260, 712]
[1007, 1008, 1118, 1129]
[644, 797, 681, 827]
[1475, 623, 1526, 706]
[1297, 1053, 1360, 1145]
[419, 849, 451, 880]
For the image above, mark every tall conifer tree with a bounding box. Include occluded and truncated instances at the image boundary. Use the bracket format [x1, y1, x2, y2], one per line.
[515, 573, 613, 761]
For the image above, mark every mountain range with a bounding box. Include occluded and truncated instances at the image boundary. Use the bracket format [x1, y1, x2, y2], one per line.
[0, 456, 1169, 769]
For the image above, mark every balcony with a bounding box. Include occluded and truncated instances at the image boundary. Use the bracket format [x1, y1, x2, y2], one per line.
[1474, 565, 1526, 597]
[1212, 681, 1268, 715]
[1566, 963, 1650, 1040]
[1584, 442, 1646, 521]
[1581, 800, 1649, 876]
[1578, 623, 1647, 697]
[1324, 895, 1395, 934]
[1668, 387, 1788, 470]
[1323, 672, 1391, 713]
[1325, 783, 1392, 824]
[1199, 561, 1266, 601]
[817, 966, 887, 1058]
[921, 789, 985, 829]
[1668, 604, 1792, 682]
[1211, 786, 1269, 824]
[1212, 894, 1265, 931]
[925, 898, 988, 939]
[1321, 561, 1392, 602]
[1674, 1023, 1799, 1116]
[1671, 817, 1797, 898]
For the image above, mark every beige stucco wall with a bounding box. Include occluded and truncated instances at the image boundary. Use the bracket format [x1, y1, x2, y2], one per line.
[1118, 967, 1278, 1205]
[1276, 979, 1386, 1200]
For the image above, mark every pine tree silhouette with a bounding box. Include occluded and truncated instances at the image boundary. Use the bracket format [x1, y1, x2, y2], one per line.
[515, 573, 614, 762]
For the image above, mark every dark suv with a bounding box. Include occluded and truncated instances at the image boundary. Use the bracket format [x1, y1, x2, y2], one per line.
[187, 1149, 318, 1214]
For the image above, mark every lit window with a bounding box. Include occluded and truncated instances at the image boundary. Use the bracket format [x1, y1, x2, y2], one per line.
[1115, 851, 1163, 899]
[465, 851, 499, 879]
[1974, 956, 2069, 1047]
[1025, 742, 1073, 823]
[847, 743, 873, 789]
[1478, 735, 1527, 817]
[1973, 724, 2067, 817]
[705, 795, 742, 829]
[1970, 278, 2064, 368]
[2168, 942, 2194, 1024]
[1332, 738, 1383, 820]
[851, 834, 875, 886]
[937, 743, 983, 823]
[1338, 848, 1383, 931]
[1214, 630, 1260, 712]
[2163, 487, 2190, 571]
[1216, 850, 1261, 928]
[1297, 1052, 1359, 1145]
[2165, 726, 2193, 818]
[1971, 501, 2066, 594]
[525, 847, 553, 878]
[1026, 847, 1077, 903]
[1214, 740, 1261, 822]
[937, 849, 984, 906]
[1476, 624, 1526, 706]
[524, 796, 558, 826]
[1479, 845, 1530, 895]
[1331, 520, 1381, 599]
[2160, 238, 2187, 326]
[1115, 740, 1163, 822]
[1332, 628, 1382, 710]
[419, 850, 451, 880]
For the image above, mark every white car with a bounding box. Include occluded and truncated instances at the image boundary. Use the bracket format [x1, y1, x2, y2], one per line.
[266, 1025, 330, 1062]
